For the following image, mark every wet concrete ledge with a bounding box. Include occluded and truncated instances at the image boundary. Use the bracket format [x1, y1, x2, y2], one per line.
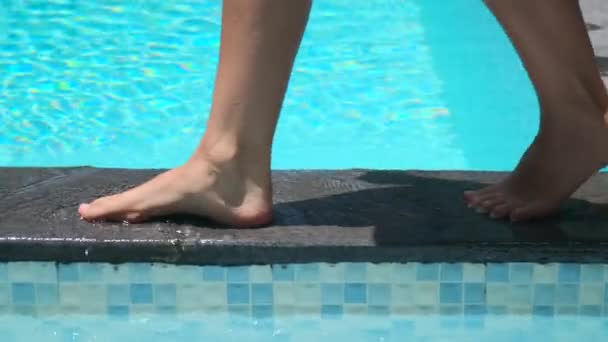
[1, 167, 608, 265]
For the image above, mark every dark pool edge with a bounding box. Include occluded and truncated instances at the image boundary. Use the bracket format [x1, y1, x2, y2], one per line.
[2, 240, 608, 265]
[4, 166, 608, 265]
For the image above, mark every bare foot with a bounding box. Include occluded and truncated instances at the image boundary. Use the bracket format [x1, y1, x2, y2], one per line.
[464, 105, 608, 222]
[78, 153, 273, 227]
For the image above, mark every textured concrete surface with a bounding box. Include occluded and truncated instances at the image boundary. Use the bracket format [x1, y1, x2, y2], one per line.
[581, 0, 608, 84]
[2, 167, 608, 265]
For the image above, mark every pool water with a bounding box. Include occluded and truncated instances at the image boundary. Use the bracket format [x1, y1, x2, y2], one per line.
[1, 314, 605, 342]
[0, 0, 538, 170]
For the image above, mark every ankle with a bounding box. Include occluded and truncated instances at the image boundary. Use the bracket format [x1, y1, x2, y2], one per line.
[540, 74, 608, 117]
[191, 136, 272, 189]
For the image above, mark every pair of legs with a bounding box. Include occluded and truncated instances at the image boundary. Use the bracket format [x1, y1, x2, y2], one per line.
[79, 0, 608, 226]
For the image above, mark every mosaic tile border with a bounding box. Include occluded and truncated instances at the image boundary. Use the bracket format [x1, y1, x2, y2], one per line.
[0, 262, 606, 318]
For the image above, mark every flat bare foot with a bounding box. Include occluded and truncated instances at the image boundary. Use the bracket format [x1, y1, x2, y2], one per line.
[78, 152, 273, 227]
[464, 104, 608, 222]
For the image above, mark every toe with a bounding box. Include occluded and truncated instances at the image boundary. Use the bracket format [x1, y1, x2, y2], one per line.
[509, 201, 556, 222]
[467, 190, 502, 209]
[79, 195, 133, 221]
[478, 195, 506, 213]
[464, 185, 498, 201]
[489, 202, 513, 219]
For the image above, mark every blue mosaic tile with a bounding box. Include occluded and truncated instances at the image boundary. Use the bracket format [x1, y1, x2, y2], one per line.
[581, 305, 601, 316]
[344, 263, 367, 282]
[227, 284, 250, 305]
[227, 266, 250, 283]
[464, 283, 485, 304]
[130, 284, 153, 304]
[13, 306, 36, 316]
[107, 284, 129, 306]
[344, 283, 366, 304]
[558, 264, 581, 283]
[154, 284, 176, 306]
[464, 305, 486, 315]
[57, 264, 79, 282]
[252, 284, 273, 305]
[11, 283, 35, 305]
[201, 266, 225, 281]
[108, 305, 129, 318]
[0, 264, 8, 282]
[440, 283, 462, 304]
[321, 284, 343, 305]
[510, 263, 533, 283]
[368, 284, 390, 306]
[486, 264, 509, 282]
[128, 264, 152, 283]
[416, 264, 439, 281]
[556, 284, 579, 305]
[252, 305, 273, 319]
[79, 264, 104, 282]
[271, 265, 295, 282]
[321, 305, 342, 319]
[534, 284, 555, 306]
[36, 284, 58, 305]
[295, 264, 320, 282]
[533, 306, 554, 316]
[440, 264, 463, 282]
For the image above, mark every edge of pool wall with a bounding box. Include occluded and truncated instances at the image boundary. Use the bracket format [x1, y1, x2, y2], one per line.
[2, 167, 608, 265]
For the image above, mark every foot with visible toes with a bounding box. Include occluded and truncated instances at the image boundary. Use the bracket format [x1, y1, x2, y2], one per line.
[465, 105, 608, 222]
[78, 149, 274, 228]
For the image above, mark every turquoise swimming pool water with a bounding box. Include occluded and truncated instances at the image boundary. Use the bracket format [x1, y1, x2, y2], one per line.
[0, 0, 538, 170]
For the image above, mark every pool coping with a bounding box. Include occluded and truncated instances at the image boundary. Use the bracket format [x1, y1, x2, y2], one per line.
[2, 167, 608, 265]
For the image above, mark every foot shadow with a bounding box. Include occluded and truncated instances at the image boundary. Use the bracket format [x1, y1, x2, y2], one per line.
[150, 170, 608, 246]
[267, 170, 608, 246]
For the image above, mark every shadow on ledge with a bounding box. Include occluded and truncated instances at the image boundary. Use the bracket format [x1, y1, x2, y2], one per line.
[81, 169, 608, 245]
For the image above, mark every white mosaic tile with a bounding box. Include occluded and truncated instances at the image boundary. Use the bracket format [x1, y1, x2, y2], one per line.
[102, 264, 129, 283]
[294, 283, 321, 303]
[319, 264, 344, 282]
[391, 263, 416, 283]
[392, 284, 414, 305]
[273, 283, 295, 305]
[533, 264, 557, 283]
[250, 265, 272, 283]
[8, 262, 36, 282]
[580, 285, 603, 306]
[59, 284, 80, 306]
[486, 284, 509, 305]
[367, 263, 392, 283]
[200, 284, 226, 307]
[463, 263, 485, 282]
[413, 283, 438, 306]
